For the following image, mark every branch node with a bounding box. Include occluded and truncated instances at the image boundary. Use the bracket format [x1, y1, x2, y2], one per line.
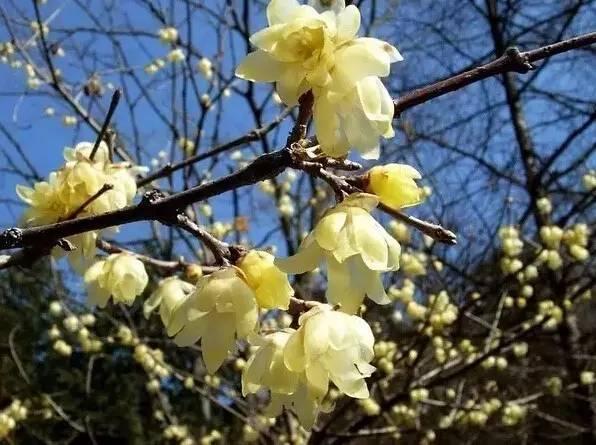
[56, 238, 76, 252]
[0, 228, 23, 250]
[505, 47, 535, 73]
[141, 189, 168, 206]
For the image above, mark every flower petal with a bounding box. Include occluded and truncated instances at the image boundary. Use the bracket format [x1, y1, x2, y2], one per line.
[235, 50, 285, 82]
[275, 236, 322, 274]
[201, 313, 236, 373]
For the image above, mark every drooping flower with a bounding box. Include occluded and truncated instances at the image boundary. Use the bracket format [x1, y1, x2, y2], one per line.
[242, 329, 329, 429]
[365, 164, 424, 210]
[83, 253, 149, 307]
[237, 250, 294, 309]
[169, 267, 259, 373]
[235, 0, 401, 158]
[144, 276, 195, 335]
[284, 304, 376, 400]
[312, 75, 396, 159]
[276, 193, 400, 314]
[242, 330, 300, 396]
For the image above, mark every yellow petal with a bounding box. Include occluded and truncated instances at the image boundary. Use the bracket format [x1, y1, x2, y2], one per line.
[284, 329, 306, 372]
[277, 66, 309, 106]
[305, 363, 329, 400]
[326, 256, 364, 314]
[201, 313, 236, 373]
[336, 5, 360, 42]
[267, 0, 300, 25]
[275, 236, 322, 274]
[314, 210, 347, 251]
[235, 50, 285, 82]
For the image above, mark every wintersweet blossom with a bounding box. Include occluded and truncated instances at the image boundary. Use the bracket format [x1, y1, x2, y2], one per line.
[16, 141, 143, 271]
[284, 304, 376, 400]
[276, 193, 400, 314]
[144, 277, 195, 335]
[84, 253, 149, 307]
[158, 27, 178, 45]
[242, 331, 299, 396]
[170, 267, 259, 373]
[235, 0, 402, 158]
[237, 250, 294, 309]
[366, 164, 423, 210]
[197, 57, 213, 79]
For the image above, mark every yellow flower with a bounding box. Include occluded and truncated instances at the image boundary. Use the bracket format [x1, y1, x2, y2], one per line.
[197, 57, 213, 79]
[284, 304, 376, 400]
[170, 267, 258, 373]
[235, 0, 401, 158]
[266, 380, 325, 429]
[158, 27, 178, 44]
[84, 253, 149, 307]
[276, 193, 400, 314]
[366, 164, 423, 210]
[242, 330, 299, 396]
[313, 75, 396, 158]
[16, 173, 64, 225]
[144, 277, 195, 335]
[237, 250, 294, 309]
[16, 141, 142, 271]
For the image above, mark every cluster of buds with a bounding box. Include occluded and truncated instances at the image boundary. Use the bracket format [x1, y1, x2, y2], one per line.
[499, 226, 524, 274]
[0, 399, 28, 439]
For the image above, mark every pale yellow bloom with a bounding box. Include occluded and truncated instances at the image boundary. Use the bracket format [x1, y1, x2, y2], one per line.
[84, 253, 149, 307]
[16, 141, 142, 271]
[144, 277, 195, 335]
[235, 0, 401, 158]
[170, 267, 258, 373]
[312, 75, 396, 158]
[242, 331, 300, 396]
[366, 164, 423, 209]
[167, 48, 186, 63]
[197, 57, 213, 79]
[276, 193, 399, 314]
[237, 250, 294, 309]
[158, 27, 178, 44]
[284, 304, 376, 400]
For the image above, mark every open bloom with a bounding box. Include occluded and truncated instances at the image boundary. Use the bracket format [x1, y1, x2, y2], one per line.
[237, 250, 294, 309]
[242, 330, 327, 428]
[16, 141, 143, 271]
[84, 253, 149, 307]
[276, 193, 400, 313]
[144, 277, 195, 335]
[366, 164, 423, 209]
[284, 304, 376, 400]
[235, 0, 401, 158]
[170, 267, 258, 373]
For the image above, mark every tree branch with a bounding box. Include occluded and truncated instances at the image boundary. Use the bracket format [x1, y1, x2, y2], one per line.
[393, 31, 596, 116]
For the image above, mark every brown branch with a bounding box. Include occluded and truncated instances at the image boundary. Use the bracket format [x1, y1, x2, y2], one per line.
[96, 238, 218, 275]
[89, 90, 121, 161]
[393, 31, 596, 116]
[379, 203, 457, 245]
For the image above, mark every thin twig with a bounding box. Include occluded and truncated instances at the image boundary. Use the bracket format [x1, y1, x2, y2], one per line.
[67, 184, 114, 220]
[89, 90, 121, 161]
